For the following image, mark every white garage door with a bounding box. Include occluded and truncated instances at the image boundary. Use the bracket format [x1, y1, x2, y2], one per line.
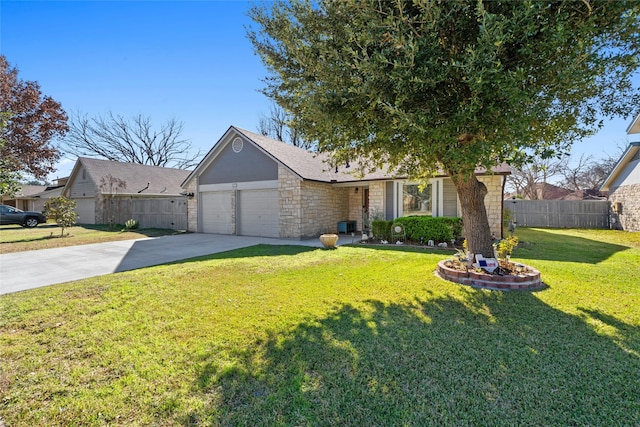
[200, 191, 233, 234]
[238, 189, 279, 238]
[74, 198, 95, 224]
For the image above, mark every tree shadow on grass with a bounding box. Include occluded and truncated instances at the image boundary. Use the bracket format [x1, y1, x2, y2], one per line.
[513, 228, 630, 264]
[184, 291, 640, 426]
[577, 307, 640, 358]
[166, 244, 321, 265]
[80, 224, 185, 237]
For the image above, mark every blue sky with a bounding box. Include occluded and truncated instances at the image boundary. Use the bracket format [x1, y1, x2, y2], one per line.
[1, 0, 638, 182]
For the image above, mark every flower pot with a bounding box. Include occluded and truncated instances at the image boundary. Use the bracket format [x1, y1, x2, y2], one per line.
[319, 233, 339, 248]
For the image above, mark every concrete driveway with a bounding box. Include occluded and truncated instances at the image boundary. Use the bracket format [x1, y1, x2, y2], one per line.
[0, 233, 342, 295]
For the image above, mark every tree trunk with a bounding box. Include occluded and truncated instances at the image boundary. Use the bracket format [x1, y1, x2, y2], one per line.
[451, 173, 495, 258]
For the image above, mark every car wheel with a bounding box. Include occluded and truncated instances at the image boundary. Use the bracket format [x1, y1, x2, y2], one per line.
[24, 217, 39, 228]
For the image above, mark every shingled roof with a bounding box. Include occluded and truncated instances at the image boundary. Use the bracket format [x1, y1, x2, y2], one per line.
[68, 157, 191, 196]
[234, 127, 400, 183]
[184, 126, 509, 187]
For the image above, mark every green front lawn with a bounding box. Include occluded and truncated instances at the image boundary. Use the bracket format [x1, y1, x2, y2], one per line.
[1, 228, 639, 426]
[0, 224, 183, 253]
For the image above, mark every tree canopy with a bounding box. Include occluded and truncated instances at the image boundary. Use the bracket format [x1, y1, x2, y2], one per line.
[0, 112, 22, 197]
[0, 55, 67, 180]
[248, 0, 640, 256]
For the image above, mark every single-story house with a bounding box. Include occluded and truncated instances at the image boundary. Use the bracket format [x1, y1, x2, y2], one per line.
[600, 113, 640, 231]
[504, 182, 574, 200]
[62, 157, 191, 229]
[182, 126, 510, 239]
[2, 184, 47, 210]
[31, 178, 69, 212]
[1, 178, 69, 212]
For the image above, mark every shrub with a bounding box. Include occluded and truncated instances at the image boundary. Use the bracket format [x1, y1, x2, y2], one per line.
[496, 236, 519, 260]
[394, 216, 463, 243]
[44, 196, 78, 237]
[371, 216, 463, 243]
[371, 219, 392, 241]
[124, 219, 139, 230]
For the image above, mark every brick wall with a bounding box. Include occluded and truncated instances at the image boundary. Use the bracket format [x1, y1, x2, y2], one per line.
[610, 183, 640, 232]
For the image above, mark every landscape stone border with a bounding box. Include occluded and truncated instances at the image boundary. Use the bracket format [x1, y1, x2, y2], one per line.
[437, 260, 545, 291]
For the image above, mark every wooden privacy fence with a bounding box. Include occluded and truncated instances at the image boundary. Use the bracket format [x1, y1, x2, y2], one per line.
[503, 200, 610, 229]
[102, 196, 188, 230]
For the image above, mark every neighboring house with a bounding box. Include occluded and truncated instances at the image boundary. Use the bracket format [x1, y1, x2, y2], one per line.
[2, 178, 72, 212]
[505, 182, 573, 200]
[31, 178, 69, 212]
[559, 189, 606, 201]
[182, 126, 510, 240]
[2, 185, 47, 210]
[62, 158, 191, 229]
[600, 113, 640, 231]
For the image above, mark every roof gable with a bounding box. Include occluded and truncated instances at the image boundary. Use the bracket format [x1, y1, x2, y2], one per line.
[600, 141, 640, 192]
[183, 125, 511, 187]
[15, 185, 47, 198]
[197, 136, 278, 185]
[626, 113, 640, 134]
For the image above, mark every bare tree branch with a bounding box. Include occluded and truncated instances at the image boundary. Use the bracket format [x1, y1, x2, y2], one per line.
[63, 111, 201, 169]
[506, 156, 568, 199]
[559, 152, 620, 191]
[258, 103, 315, 150]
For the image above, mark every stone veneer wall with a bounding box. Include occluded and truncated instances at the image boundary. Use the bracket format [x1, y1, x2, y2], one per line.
[185, 180, 198, 232]
[94, 194, 105, 225]
[347, 187, 363, 231]
[299, 181, 349, 237]
[278, 166, 302, 238]
[609, 183, 640, 232]
[279, 165, 350, 238]
[368, 182, 386, 219]
[477, 174, 506, 239]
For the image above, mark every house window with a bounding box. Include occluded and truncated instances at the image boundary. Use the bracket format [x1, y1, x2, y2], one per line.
[402, 184, 432, 216]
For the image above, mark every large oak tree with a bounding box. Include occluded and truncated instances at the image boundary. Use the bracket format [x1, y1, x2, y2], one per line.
[248, 0, 639, 257]
[0, 55, 67, 181]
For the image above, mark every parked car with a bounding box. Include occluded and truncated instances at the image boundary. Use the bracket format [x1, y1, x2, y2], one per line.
[0, 204, 47, 228]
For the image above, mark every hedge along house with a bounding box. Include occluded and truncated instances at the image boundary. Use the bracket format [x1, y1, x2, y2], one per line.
[62, 157, 191, 229]
[600, 113, 640, 232]
[182, 126, 510, 240]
